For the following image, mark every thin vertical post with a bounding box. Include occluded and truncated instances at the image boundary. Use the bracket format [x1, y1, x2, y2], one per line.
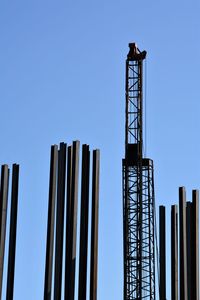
[6, 164, 19, 300]
[54, 143, 67, 300]
[78, 145, 90, 300]
[179, 186, 188, 300]
[159, 206, 166, 300]
[44, 145, 58, 300]
[186, 202, 192, 300]
[0, 165, 9, 300]
[65, 141, 80, 300]
[192, 190, 199, 300]
[171, 205, 178, 300]
[90, 150, 100, 300]
[64, 146, 72, 299]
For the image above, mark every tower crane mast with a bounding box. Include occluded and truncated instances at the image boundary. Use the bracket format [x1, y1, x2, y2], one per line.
[122, 43, 155, 300]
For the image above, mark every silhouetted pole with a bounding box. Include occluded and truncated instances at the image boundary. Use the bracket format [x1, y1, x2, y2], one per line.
[90, 150, 100, 300]
[6, 164, 19, 300]
[65, 141, 80, 300]
[192, 190, 199, 300]
[171, 205, 178, 300]
[179, 187, 188, 300]
[159, 206, 166, 300]
[54, 143, 67, 300]
[44, 145, 58, 300]
[64, 146, 72, 299]
[0, 165, 9, 300]
[78, 145, 90, 300]
[186, 201, 192, 300]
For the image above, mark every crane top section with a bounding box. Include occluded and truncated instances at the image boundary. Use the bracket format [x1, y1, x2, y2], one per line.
[127, 43, 147, 61]
[125, 42, 146, 165]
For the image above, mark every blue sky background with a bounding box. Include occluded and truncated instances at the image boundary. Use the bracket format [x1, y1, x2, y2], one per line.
[0, 0, 200, 299]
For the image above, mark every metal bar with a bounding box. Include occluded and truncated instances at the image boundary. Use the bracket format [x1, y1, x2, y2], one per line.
[90, 150, 100, 300]
[148, 165, 152, 298]
[192, 190, 199, 300]
[44, 145, 58, 300]
[146, 160, 155, 298]
[64, 146, 72, 299]
[6, 164, 19, 300]
[186, 202, 192, 300]
[64, 141, 80, 300]
[138, 59, 143, 299]
[151, 165, 156, 298]
[78, 145, 90, 300]
[54, 143, 67, 300]
[159, 206, 166, 300]
[179, 186, 188, 300]
[122, 160, 127, 300]
[171, 205, 178, 300]
[0, 165, 9, 300]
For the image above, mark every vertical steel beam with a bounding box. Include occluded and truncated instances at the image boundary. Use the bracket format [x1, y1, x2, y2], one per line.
[186, 202, 192, 300]
[6, 164, 19, 300]
[64, 141, 80, 300]
[44, 145, 58, 300]
[54, 143, 67, 300]
[122, 159, 127, 300]
[0, 165, 9, 300]
[64, 146, 72, 299]
[78, 145, 90, 300]
[171, 205, 178, 300]
[90, 150, 100, 300]
[179, 186, 188, 300]
[159, 206, 166, 300]
[192, 190, 199, 300]
[70, 140, 79, 300]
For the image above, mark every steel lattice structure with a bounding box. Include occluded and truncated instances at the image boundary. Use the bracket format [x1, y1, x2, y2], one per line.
[123, 43, 155, 300]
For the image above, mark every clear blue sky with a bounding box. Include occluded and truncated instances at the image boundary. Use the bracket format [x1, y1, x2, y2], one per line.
[0, 0, 200, 299]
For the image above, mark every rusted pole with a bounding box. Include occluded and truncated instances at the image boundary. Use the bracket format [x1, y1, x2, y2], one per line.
[179, 187, 188, 300]
[159, 206, 166, 300]
[90, 150, 100, 300]
[6, 164, 19, 300]
[171, 205, 178, 300]
[44, 145, 58, 300]
[0, 165, 9, 300]
[78, 145, 90, 300]
[54, 143, 67, 300]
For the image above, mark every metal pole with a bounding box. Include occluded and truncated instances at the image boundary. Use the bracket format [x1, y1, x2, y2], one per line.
[0, 165, 9, 300]
[64, 141, 80, 300]
[44, 145, 58, 300]
[90, 150, 100, 300]
[171, 205, 178, 300]
[6, 164, 19, 300]
[192, 190, 199, 300]
[159, 206, 166, 300]
[122, 159, 127, 300]
[78, 145, 90, 300]
[186, 202, 192, 300]
[64, 146, 72, 299]
[179, 186, 188, 300]
[54, 143, 67, 300]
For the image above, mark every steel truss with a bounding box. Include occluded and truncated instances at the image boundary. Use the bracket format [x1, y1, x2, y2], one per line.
[123, 44, 155, 300]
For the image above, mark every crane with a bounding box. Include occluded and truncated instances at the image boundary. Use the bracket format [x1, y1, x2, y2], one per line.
[122, 43, 155, 300]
